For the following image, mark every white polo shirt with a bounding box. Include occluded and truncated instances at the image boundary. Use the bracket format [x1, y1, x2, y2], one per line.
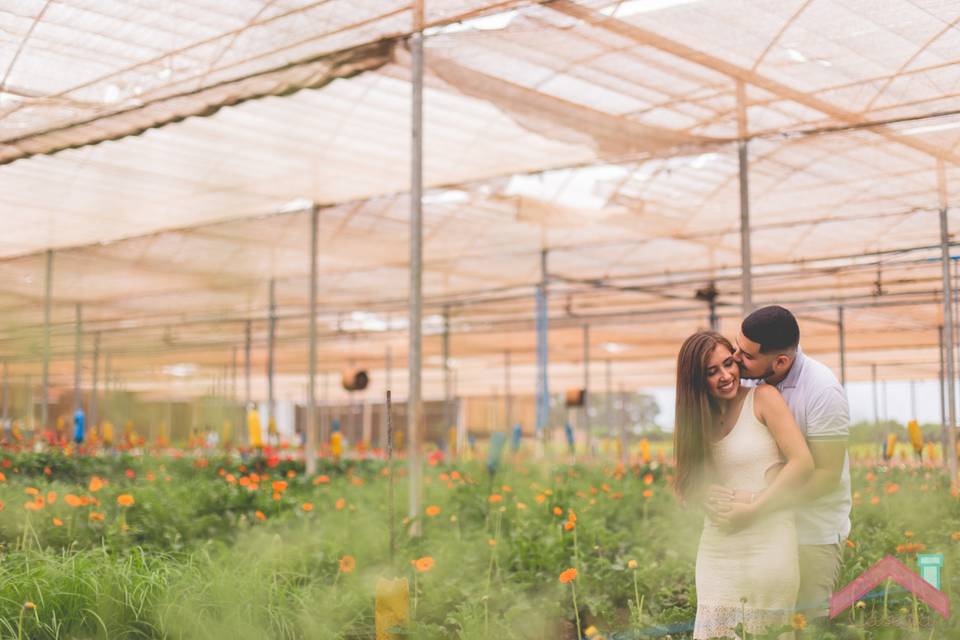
[771, 348, 852, 546]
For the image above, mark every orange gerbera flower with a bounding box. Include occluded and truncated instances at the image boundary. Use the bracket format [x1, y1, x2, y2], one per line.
[642, 489, 654, 498]
[870, 495, 880, 505]
[46, 491, 57, 505]
[116, 494, 135, 507]
[564, 520, 575, 531]
[52, 517, 63, 527]
[643, 473, 654, 485]
[489, 494, 503, 503]
[559, 568, 577, 583]
[553, 506, 563, 516]
[425, 505, 441, 517]
[24, 499, 44, 511]
[302, 502, 314, 512]
[89, 511, 105, 522]
[313, 474, 330, 485]
[339, 555, 356, 573]
[885, 483, 900, 495]
[413, 556, 434, 573]
[271, 480, 288, 493]
[88, 476, 104, 492]
[25, 487, 39, 496]
[335, 498, 346, 510]
[255, 510, 266, 521]
[791, 613, 807, 630]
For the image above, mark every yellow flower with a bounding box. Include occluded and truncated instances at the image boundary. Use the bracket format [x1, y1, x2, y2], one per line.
[627, 559, 638, 569]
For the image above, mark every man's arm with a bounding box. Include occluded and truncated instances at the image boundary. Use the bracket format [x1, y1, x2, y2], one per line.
[789, 437, 846, 502]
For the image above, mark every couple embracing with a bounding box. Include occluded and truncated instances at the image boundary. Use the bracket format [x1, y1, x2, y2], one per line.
[673, 306, 851, 639]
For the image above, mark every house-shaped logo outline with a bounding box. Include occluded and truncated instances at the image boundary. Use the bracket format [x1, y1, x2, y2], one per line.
[830, 555, 949, 619]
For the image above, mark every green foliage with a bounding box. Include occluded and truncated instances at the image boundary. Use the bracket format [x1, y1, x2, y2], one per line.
[0, 451, 958, 638]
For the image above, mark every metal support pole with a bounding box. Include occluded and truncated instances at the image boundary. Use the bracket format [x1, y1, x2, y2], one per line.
[837, 306, 847, 388]
[1, 360, 7, 425]
[231, 346, 237, 402]
[504, 350, 512, 427]
[442, 306, 452, 433]
[939, 160, 957, 483]
[104, 354, 111, 427]
[267, 279, 276, 441]
[536, 249, 550, 442]
[737, 80, 753, 315]
[307, 205, 319, 474]
[41, 249, 53, 429]
[74, 303, 82, 413]
[871, 364, 879, 425]
[941, 325, 948, 453]
[408, 0, 425, 536]
[244, 320, 252, 409]
[582, 323, 591, 456]
[91, 332, 100, 430]
[381, 345, 392, 450]
[26, 375, 33, 431]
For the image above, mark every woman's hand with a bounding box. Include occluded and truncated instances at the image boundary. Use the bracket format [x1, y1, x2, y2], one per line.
[713, 501, 758, 533]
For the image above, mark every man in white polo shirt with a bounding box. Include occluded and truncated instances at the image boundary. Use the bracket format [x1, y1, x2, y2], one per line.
[712, 305, 851, 620]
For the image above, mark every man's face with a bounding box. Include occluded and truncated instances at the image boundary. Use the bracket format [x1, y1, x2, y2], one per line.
[733, 332, 777, 381]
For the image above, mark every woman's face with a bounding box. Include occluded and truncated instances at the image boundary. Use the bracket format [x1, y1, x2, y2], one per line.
[705, 344, 740, 400]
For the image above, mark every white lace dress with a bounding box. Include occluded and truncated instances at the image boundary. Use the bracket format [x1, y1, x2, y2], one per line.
[693, 388, 798, 639]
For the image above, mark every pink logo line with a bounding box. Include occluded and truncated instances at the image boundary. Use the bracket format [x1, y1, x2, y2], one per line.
[830, 555, 949, 619]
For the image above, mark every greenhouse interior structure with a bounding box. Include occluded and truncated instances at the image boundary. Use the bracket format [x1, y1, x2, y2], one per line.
[3, 1, 960, 637]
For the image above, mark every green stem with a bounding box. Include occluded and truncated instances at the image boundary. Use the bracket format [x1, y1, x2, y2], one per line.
[912, 592, 920, 632]
[573, 526, 580, 572]
[413, 571, 418, 620]
[632, 570, 643, 628]
[571, 582, 582, 638]
[17, 607, 25, 640]
[882, 578, 889, 623]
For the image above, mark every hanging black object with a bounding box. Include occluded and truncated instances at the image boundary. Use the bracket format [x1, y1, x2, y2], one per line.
[342, 369, 369, 392]
[565, 388, 586, 407]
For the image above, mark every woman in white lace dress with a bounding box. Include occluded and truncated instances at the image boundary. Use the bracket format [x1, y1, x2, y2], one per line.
[673, 332, 814, 639]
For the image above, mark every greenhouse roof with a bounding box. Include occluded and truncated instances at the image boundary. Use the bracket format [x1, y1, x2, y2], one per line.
[1, 0, 959, 401]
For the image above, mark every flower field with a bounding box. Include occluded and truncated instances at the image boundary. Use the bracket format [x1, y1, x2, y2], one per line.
[1, 445, 959, 639]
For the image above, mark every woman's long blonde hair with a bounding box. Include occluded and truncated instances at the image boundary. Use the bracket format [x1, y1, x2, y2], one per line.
[672, 331, 734, 502]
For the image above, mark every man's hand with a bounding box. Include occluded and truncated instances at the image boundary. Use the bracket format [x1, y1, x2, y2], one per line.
[713, 501, 758, 533]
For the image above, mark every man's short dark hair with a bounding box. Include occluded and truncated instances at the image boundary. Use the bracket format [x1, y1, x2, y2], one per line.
[741, 305, 799, 353]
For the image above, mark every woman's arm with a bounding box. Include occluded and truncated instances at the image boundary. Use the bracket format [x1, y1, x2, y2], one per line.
[712, 385, 813, 530]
